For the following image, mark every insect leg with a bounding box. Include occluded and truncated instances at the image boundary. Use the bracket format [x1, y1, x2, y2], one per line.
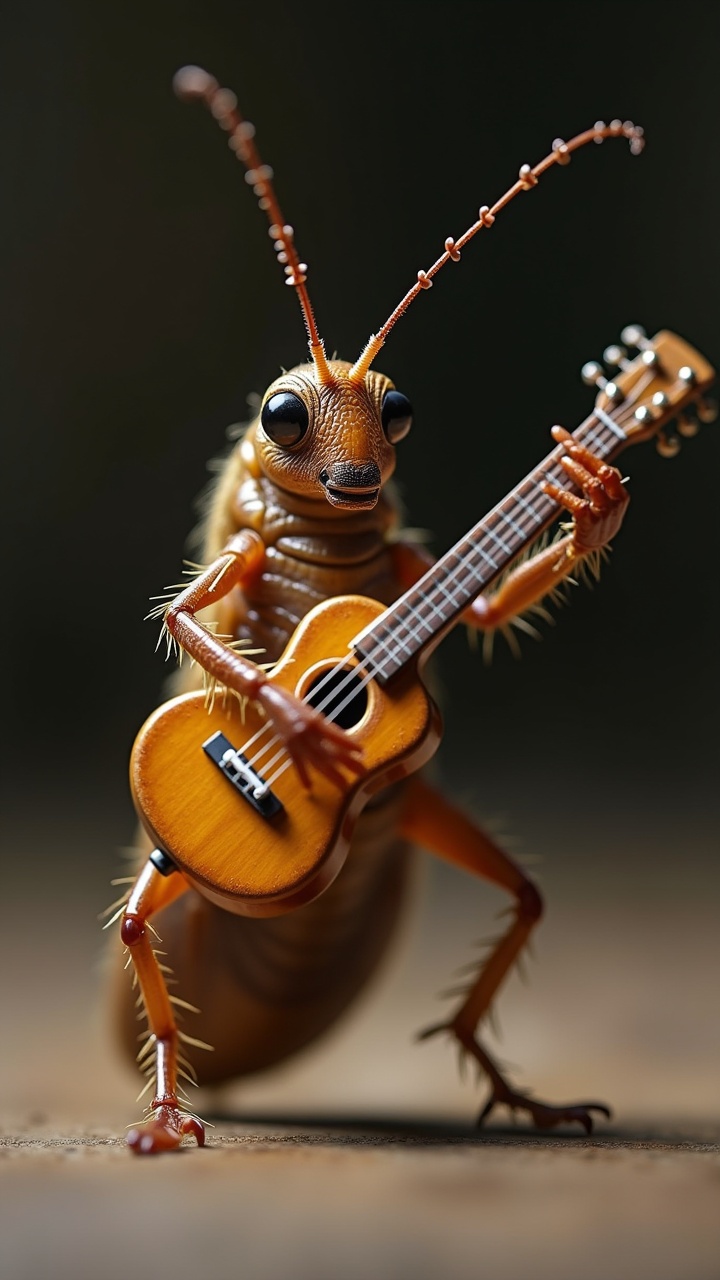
[163, 531, 364, 786]
[401, 777, 610, 1133]
[120, 860, 207, 1154]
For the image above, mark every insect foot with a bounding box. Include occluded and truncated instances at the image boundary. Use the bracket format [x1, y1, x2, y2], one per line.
[127, 1102, 206, 1156]
[542, 424, 630, 554]
[477, 1084, 612, 1135]
[256, 683, 365, 791]
[420, 1022, 611, 1134]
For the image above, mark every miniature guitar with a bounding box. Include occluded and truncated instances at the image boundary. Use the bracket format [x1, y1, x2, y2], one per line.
[131, 329, 715, 915]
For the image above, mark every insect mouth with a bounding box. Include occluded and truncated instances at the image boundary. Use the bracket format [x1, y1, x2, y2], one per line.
[319, 462, 381, 509]
[323, 484, 381, 509]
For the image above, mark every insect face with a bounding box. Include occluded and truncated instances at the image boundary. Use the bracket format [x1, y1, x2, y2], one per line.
[254, 360, 411, 511]
[176, 68, 642, 515]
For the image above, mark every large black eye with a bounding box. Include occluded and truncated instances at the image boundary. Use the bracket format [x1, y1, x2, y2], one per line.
[261, 392, 309, 447]
[381, 390, 413, 444]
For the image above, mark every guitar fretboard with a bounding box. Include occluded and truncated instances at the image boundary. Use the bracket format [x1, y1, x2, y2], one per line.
[352, 405, 627, 681]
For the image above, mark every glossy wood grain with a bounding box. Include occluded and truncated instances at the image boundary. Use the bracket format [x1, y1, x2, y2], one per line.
[131, 595, 441, 916]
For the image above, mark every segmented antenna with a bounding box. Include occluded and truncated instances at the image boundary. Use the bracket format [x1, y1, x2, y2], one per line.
[173, 66, 334, 386]
[349, 120, 646, 383]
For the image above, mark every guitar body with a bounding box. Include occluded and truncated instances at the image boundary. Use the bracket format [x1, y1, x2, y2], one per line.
[131, 594, 442, 916]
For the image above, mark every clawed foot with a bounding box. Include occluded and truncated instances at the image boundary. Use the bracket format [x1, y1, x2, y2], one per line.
[257, 682, 365, 790]
[127, 1101, 206, 1155]
[542, 424, 629, 553]
[477, 1084, 611, 1135]
[419, 1021, 611, 1135]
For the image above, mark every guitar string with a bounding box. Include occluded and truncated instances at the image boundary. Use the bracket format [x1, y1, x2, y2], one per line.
[241, 403, 636, 790]
[314, 412, 621, 693]
[282, 367, 655, 713]
[351, 422, 613, 671]
[240, 410, 617, 777]
[228, 368, 658, 785]
[260, 435, 631, 790]
[254, 401, 643, 792]
[227, 419, 610, 783]
[240, 404, 622, 783]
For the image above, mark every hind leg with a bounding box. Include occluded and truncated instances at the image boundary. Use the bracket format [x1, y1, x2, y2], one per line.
[119, 858, 208, 1154]
[401, 778, 610, 1132]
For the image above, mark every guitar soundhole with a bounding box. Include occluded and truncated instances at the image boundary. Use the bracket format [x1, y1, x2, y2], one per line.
[305, 665, 368, 730]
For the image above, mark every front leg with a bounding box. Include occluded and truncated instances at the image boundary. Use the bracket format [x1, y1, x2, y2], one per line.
[163, 530, 364, 788]
[391, 427, 629, 636]
[465, 426, 630, 632]
[401, 777, 610, 1133]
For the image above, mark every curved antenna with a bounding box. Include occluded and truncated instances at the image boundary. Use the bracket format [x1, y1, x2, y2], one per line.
[173, 66, 334, 386]
[349, 120, 645, 383]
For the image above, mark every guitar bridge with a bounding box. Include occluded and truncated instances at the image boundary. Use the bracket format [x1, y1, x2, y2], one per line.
[202, 731, 284, 819]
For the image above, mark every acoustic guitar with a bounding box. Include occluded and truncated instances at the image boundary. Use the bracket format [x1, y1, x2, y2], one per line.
[131, 329, 714, 915]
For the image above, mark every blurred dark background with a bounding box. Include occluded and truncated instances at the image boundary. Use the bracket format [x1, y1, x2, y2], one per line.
[3, 0, 719, 793]
[1, 1, 718, 1129]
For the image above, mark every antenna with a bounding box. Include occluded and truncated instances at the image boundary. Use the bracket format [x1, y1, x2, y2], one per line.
[349, 120, 645, 383]
[173, 66, 334, 386]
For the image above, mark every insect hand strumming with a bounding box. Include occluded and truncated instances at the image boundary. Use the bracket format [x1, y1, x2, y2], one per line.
[110, 68, 714, 1154]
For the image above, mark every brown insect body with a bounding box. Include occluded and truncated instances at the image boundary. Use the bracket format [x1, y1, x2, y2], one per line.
[114, 69, 685, 1155]
[117, 359, 420, 1083]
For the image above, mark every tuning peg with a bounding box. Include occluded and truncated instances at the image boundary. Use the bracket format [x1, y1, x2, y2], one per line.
[581, 361, 623, 402]
[656, 431, 681, 458]
[581, 361, 604, 385]
[620, 323, 648, 349]
[677, 412, 699, 438]
[697, 397, 718, 424]
[603, 343, 629, 368]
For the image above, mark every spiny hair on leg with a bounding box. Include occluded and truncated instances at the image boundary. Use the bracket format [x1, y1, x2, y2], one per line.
[201, 639, 275, 716]
[144, 571, 223, 663]
[136, 1032, 156, 1065]
[435, 934, 503, 1006]
[133, 1027, 208, 1125]
[575, 544, 611, 586]
[178, 1030, 214, 1053]
[169, 995, 202, 1015]
[99, 882, 133, 930]
[135, 1076, 154, 1103]
[177, 1061, 199, 1086]
[472, 528, 613, 665]
[144, 561, 209, 620]
[176, 1052, 199, 1083]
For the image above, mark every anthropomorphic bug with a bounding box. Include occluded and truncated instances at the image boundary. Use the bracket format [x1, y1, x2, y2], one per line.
[111, 67, 714, 1154]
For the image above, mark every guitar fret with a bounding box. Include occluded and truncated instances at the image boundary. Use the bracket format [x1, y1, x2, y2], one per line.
[431, 577, 462, 614]
[483, 523, 514, 556]
[594, 405, 627, 440]
[514, 489, 544, 525]
[496, 505, 528, 540]
[354, 405, 628, 679]
[475, 545, 499, 572]
[389, 628, 414, 656]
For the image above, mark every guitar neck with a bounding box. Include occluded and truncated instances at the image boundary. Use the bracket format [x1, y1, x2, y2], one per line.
[352, 403, 629, 682]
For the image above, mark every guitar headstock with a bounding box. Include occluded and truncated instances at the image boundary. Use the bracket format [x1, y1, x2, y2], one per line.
[581, 327, 716, 457]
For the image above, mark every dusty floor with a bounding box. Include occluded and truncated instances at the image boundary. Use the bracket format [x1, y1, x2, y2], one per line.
[3, 1121, 719, 1280]
[1, 781, 718, 1279]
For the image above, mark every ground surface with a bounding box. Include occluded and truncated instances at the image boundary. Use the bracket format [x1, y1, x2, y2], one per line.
[2, 1120, 719, 1280]
[1, 782, 718, 1279]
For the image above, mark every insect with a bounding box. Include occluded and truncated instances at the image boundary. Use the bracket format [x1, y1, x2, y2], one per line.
[111, 66, 714, 1155]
